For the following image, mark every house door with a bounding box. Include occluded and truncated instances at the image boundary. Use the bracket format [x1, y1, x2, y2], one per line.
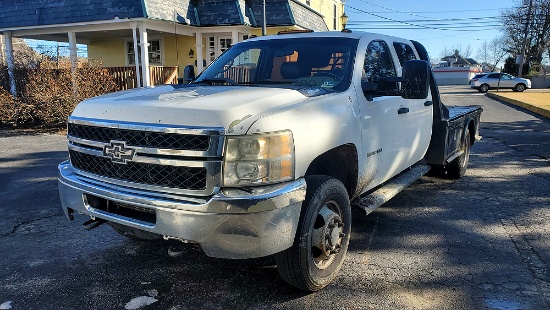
[208, 36, 233, 65]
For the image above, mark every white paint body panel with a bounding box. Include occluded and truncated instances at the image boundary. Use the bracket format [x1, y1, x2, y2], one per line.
[71, 31, 433, 198]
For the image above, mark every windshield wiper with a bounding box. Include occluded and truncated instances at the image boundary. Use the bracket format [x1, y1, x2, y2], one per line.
[238, 80, 307, 86]
[192, 78, 237, 85]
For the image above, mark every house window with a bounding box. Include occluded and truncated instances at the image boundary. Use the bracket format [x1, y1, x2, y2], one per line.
[127, 39, 162, 65]
[306, 0, 310, 5]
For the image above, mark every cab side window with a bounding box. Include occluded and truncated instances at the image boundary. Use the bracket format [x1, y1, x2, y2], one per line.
[363, 40, 397, 93]
[393, 42, 416, 67]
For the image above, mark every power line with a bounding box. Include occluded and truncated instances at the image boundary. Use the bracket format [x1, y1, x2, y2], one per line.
[349, 16, 501, 23]
[346, 5, 501, 32]
[345, 0, 508, 14]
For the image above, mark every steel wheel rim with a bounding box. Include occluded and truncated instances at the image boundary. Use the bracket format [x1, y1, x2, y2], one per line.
[311, 201, 345, 270]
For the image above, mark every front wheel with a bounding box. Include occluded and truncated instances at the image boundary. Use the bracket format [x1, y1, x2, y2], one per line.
[515, 83, 526, 92]
[276, 176, 351, 291]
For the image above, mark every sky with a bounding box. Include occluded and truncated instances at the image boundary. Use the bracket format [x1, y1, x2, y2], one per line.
[22, 0, 520, 63]
[344, 0, 519, 62]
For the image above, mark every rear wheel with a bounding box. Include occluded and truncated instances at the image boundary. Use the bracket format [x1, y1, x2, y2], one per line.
[515, 83, 526, 92]
[447, 128, 471, 178]
[479, 84, 489, 93]
[108, 222, 162, 241]
[276, 176, 351, 291]
[427, 164, 446, 178]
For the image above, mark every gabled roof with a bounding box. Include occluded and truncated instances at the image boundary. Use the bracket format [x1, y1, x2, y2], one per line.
[440, 50, 478, 67]
[0, 0, 146, 28]
[0, 0, 327, 31]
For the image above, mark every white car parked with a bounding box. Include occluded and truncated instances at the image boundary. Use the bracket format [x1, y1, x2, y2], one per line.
[471, 72, 531, 92]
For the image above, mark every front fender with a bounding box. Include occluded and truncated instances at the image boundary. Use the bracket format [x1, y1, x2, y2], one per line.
[246, 91, 361, 178]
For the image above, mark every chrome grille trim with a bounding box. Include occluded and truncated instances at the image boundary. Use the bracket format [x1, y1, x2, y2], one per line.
[67, 117, 224, 197]
[68, 144, 218, 167]
[68, 136, 222, 158]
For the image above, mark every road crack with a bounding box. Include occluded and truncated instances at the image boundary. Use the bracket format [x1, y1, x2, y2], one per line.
[500, 218, 550, 308]
[1, 212, 64, 237]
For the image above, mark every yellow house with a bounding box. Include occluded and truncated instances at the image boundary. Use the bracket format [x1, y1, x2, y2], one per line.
[0, 0, 347, 94]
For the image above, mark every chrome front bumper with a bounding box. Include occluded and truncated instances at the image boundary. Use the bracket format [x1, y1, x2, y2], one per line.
[58, 160, 306, 259]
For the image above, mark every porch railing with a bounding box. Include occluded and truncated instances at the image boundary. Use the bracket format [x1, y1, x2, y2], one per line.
[0, 66, 179, 97]
[107, 66, 179, 91]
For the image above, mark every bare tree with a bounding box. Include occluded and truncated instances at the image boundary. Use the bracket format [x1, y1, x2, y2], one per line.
[476, 36, 509, 71]
[0, 36, 42, 69]
[439, 44, 473, 60]
[501, 0, 550, 73]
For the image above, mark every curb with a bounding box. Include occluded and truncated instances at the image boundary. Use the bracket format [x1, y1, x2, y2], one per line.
[486, 93, 550, 119]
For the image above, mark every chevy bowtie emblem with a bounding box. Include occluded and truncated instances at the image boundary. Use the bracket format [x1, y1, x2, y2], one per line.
[103, 140, 136, 164]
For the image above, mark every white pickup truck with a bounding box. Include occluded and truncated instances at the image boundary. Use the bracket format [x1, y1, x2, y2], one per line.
[58, 30, 482, 291]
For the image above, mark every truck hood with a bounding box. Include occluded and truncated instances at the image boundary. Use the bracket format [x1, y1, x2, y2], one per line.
[72, 84, 313, 134]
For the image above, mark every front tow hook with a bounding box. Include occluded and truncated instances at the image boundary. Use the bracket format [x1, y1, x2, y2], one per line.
[82, 217, 106, 230]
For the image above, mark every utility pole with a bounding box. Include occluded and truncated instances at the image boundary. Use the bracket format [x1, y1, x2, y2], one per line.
[518, 0, 533, 78]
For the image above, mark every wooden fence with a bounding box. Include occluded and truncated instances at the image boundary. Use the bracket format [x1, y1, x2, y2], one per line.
[0, 66, 179, 97]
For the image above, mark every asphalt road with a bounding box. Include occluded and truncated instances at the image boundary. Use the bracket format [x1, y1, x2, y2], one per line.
[1, 86, 549, 309]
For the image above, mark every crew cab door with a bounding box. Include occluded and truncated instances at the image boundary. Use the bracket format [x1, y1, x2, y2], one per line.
[356, 39, 432, 190]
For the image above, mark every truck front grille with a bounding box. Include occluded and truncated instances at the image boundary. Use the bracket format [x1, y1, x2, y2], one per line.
[66, 118, 223, 197]
[68, 123, 210, 150]
[69, 150, 207, 190]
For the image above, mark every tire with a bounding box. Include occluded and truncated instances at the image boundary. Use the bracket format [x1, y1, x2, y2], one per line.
[276, 176, 352, 291]
[479, 84, 489, 93]
[108, 222, 162, 241]
[515, 83, 526, 92]
[446, 128, 471, 179]
[427, 164, 446, 178]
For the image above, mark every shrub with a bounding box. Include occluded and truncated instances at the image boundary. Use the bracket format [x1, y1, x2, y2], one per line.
[1, 59, 118, 128]
[0, 88, 38, 127]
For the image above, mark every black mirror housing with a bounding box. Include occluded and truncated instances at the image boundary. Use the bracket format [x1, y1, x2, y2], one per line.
[401, 60, 430, 99]
[361, 80, 378, 92]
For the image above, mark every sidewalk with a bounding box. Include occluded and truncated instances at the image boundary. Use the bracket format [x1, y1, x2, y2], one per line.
[486, 90, 550, 119]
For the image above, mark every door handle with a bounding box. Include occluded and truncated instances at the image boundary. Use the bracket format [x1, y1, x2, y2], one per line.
[398, 107, 410, 114]
[424, 101, 433, 106]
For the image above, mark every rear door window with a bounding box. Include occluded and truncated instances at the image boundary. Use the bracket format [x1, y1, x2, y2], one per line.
[392, 42, 416, 67]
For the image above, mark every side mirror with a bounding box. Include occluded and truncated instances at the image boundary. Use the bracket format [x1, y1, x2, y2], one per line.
[401, 60, 430, 99]
[361, 80, 378, 92]
[183, 64, 196, 84]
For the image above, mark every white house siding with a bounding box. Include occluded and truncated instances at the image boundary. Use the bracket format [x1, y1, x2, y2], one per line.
[433, 67, 482, 85]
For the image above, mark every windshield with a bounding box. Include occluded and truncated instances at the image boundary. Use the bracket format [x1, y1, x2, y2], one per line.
[193, 37, 358, 92]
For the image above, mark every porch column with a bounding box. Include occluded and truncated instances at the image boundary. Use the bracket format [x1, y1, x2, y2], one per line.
[130, 22, 141, 88]
[138, 23, 150, 87]
[4, 31, 16, 96]
[68, 32, 78, 94]
[231, 29, 238, 47]
[0, 35, 5, 66]
[195, 32, 204, 73]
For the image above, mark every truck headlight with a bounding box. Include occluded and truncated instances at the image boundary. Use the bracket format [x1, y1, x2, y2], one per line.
[223, 130, 294, 186]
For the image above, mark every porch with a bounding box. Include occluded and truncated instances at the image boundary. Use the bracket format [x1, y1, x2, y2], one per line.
[0, 66, 179, 97]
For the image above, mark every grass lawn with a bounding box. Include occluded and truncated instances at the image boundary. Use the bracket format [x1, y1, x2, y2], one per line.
[487, 91, 550, 118]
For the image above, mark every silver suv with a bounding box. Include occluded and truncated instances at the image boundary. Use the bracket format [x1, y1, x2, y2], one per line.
[471, 72, 531, 92]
